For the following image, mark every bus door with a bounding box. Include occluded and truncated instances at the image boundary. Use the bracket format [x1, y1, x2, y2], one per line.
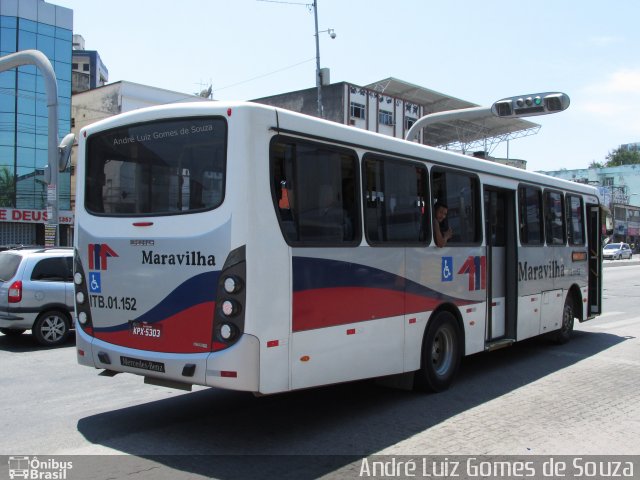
[484, 187, 518, 343]
[587, 204, 602, 316]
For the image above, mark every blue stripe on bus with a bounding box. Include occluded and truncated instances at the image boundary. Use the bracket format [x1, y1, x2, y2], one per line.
[94, 271, 219, 333]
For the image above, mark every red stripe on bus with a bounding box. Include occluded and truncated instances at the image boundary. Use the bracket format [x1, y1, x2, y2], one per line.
[292, 287, 452, 332]
[94, 302, 215, 354]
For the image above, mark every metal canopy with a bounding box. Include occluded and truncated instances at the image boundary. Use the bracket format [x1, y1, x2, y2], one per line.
[365, 77, 540, 153]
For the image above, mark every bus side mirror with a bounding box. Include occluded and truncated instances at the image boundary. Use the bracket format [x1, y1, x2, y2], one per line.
[58, 133, 75, 171]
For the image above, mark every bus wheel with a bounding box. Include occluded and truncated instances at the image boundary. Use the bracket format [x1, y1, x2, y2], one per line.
[33, 310, 70, 346]
[552, 296, 575, 344]
[415, 311, 461, 392]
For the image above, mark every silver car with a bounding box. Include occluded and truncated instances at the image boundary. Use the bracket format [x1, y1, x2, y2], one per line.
[602, 242, 633, 260]
[0, 247, 74, 346]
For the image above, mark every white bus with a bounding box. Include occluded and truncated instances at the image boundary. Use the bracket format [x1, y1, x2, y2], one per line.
[74, 102, 602, 394]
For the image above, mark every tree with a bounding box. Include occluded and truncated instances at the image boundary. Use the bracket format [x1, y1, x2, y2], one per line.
[0, 166, 15, 207]
[604, 147, 640, 167]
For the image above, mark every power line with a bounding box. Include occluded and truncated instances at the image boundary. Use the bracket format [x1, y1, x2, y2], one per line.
[257, 0, 311, 6]
[214, 57, 315, 93]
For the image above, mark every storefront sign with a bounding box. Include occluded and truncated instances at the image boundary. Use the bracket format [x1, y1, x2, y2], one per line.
[0, 208, 73, 225]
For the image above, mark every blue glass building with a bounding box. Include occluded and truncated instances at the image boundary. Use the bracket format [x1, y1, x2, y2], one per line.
[0, 0, 72, 245]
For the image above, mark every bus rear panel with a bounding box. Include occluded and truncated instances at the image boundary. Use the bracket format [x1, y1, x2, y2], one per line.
[74, 109, 259, 391]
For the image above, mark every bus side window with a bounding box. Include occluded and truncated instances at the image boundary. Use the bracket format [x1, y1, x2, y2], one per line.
[518, 185, 543, 245]
[270, 137, 360, 245]
[566, 194, 585, 246]
[544, 190, 566, 245]
[431, 168, 481, 245]
[363, 156, 428, 245]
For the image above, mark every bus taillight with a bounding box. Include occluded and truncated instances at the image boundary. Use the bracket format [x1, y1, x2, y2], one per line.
[73, 248, 94, 336]
[212, 246, 247, 351]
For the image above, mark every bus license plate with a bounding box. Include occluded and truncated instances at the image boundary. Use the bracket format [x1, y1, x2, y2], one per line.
[130, 322, 162, 339]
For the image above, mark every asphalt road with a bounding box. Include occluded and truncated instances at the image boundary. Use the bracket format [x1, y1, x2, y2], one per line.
[1, 264, 639, 479]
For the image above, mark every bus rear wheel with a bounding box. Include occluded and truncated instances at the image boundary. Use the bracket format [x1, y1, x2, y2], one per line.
[551, 296, 575, 344]
[415, 311, 462, 392]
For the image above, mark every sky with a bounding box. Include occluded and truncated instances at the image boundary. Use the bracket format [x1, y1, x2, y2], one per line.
[52, 0, 640, 172]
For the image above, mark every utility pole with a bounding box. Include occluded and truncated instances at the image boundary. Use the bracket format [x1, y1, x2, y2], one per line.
[313, 0, 322, 117]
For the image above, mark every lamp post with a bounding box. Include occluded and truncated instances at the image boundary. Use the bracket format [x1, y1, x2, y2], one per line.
[312, 0, 335, 118]
[0, 50, 61, 246]
[405, 92, 570, 143]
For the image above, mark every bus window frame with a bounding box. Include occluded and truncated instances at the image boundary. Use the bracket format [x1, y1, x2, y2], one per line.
[430, 166, 482, 247]
[544, 188, 567, 246]
[566, 193, 586, 246]
[269, 134, 362, 248]
[83, 115, 228, 218]
[361, 153, 430, 247]
[517, 183, 545, 247]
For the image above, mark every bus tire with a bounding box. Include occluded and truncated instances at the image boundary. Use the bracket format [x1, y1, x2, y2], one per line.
[415, 311, 462, 393]
[552, 296, 575, 344]
[32, 310, 70, 346]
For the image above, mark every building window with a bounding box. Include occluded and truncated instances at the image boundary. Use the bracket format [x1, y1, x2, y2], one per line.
[82, 64, 90, 72]
[405, 117, 416, 130]
[350, 102, 365, 120]
[379, 109, 393, 126]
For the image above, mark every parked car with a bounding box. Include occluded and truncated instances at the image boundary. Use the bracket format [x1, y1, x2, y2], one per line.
[0, 247, 74, 346]
[602, 242, 633, 260]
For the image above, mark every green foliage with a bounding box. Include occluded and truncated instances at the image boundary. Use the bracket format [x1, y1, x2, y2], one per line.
[0, 166, 15, 207]
[604, 147, 640, 167]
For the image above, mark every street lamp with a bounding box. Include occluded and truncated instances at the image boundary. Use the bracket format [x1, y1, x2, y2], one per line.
[312, 0, 335, 117]
[405, 92, 570, 143]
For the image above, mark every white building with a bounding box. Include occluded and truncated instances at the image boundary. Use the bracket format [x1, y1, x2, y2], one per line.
[70, 81, 211, 210]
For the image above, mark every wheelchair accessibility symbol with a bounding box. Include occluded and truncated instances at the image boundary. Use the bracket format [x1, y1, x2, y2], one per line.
[441, 257, 454, 282]
[89, 272, 101, 293]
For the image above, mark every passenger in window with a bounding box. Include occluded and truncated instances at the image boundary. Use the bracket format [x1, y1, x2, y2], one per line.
[433, 202, 453, 247]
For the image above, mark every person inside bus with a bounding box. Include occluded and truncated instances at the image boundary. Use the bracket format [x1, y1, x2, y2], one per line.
[433, 201, 453, 247]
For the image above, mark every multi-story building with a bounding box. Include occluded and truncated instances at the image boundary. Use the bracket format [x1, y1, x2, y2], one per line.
[621, 142, 640, 152]
[71, 34, 108, 94]
[253, 77, 539, 165]
[0, 0, 73, 245]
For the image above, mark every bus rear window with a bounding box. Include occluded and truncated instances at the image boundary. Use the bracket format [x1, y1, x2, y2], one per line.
[85, 117, 227, 215]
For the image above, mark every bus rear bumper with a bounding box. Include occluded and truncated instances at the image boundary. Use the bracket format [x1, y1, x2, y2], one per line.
[76, 326, 260, 392]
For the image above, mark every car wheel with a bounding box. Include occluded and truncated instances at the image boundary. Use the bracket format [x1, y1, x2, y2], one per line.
[551, 295, 575, 344]
[32, 310, 70, 346]
[415, 311, 461, 392]
[0, 328, 26, 336]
